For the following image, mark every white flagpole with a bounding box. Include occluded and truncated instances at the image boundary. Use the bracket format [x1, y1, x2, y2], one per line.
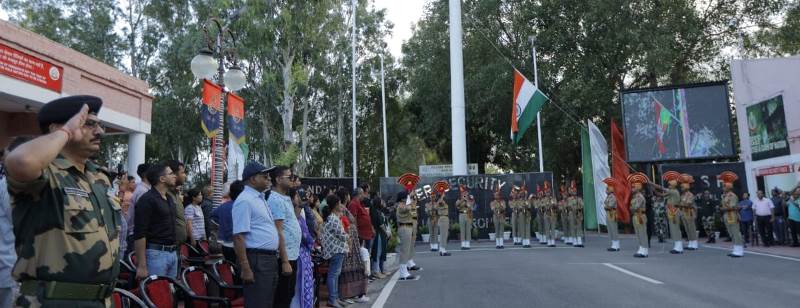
[449, 0, 468, 176]
[380, 54, 389, 178]
[529, 36, 544, 172]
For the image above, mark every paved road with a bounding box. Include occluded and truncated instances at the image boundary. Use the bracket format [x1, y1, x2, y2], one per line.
[364, 234, 800, 308]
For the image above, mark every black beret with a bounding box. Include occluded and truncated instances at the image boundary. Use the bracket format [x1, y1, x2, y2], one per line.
[38, 95, 103, 133]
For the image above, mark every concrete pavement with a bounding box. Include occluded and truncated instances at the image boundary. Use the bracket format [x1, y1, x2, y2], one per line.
[353, 233, 800, 308]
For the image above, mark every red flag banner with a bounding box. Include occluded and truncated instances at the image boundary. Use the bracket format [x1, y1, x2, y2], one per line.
[227, 92, 246, 144]
[200, 80, 223, 138]
[611, 120, 631, 223]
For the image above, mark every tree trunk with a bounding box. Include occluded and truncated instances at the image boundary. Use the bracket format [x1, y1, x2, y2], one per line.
[280, 49, 296, 149]
[337, 93, 345, 178]
[299, 93, 313, 176]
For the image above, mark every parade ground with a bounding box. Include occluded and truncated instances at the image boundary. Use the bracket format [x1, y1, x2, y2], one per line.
[357, 233, 800, 308]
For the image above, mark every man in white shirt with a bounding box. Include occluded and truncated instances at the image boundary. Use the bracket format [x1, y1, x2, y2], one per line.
[752, 190, 775, 246]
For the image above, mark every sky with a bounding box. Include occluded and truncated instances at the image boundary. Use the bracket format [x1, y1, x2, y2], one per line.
[372, 0, 427, 58]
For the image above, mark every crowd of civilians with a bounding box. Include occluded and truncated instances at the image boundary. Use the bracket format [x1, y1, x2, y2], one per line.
[736, 187, 800, 247]
[93, 156, 395, 308]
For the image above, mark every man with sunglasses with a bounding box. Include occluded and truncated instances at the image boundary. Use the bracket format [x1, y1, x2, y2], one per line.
[4, 96, 123, 307]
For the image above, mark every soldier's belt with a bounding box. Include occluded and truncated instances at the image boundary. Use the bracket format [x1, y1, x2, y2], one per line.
[20, 280, 113, 301]
[399, 223, 414, 227]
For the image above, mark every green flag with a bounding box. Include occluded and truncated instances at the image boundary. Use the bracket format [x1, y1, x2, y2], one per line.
[581, 127, 598, 230]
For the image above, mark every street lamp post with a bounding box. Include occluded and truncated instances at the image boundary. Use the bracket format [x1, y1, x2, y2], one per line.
[190, 15, 246, 208]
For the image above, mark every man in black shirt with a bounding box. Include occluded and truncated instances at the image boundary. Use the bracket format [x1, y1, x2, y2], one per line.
[134, 164, 179, 279]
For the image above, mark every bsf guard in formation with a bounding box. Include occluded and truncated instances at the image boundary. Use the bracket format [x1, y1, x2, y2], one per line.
[510, 187, 521, 245]
[425, 198, 439, 252]
[4, 96, 122, 307]
[719, 171, 744, 257]
[534, 185, 547, 245]
[456, 185, 473, 250]
[490, 186, 507, 249]
[566, 181, 585, 247]
[519, 185, 532, 248]
[654, 171, 684, 254]
[679, 174, 699, 250]
[558, 185, 570, 245]
[602, 177, 621, 251]
[433, 191, 451, 256]
[396, 173, 421, 280]
[628, 173, 650, 258]
[542, 181, 558, 247]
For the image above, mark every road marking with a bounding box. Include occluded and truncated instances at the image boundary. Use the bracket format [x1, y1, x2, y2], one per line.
[569, 262, 645, 265]
[416, 246, 575, 254]
[702, 245, 800, 262]
[372, 270, 400, 308]
[602, 263, 664, 285]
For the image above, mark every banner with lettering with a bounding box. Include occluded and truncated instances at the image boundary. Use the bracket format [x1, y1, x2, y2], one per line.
[200, 80, 222, 138]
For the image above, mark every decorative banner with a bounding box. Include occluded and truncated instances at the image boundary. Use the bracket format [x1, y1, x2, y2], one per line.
[200, 79, 222, 138]
[380, 172, 554, 239]
[610, 120, 631, 224]
[747, 95, 789, 161]
[227, 92, 246, 144]
[588, 120, 611, 226]
[300, 178, 364, 199]
[0, 43, 63, 93]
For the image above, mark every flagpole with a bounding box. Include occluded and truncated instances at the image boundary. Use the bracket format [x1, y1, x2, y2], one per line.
[529, 36, 544, 172]
[380, 53, 389, 178]
[449, 0, 468, 175]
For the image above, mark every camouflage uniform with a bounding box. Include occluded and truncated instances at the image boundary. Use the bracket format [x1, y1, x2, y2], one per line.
[8, 157, 121, 308]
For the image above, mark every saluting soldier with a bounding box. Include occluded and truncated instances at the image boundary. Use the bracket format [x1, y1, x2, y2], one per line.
[679, 174, 699, 250]
[456, 186, 473, 250]
[567, 181, 585, 247]
[434, 192, 451, 256]
[628, 173, 650, 258]
[425, 198, 439, 252]
[490, 187, 507, 249]
[542, 181, 558, 247]
[653, 171, 684, 254]
[5, 96, 122, 307]
[397, 174, 422, 274]
[719, 171, 744, 257]
[602, 178, 621, 251]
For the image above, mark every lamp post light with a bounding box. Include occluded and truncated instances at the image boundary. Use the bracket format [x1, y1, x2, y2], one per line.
[190, 14, 246, 208]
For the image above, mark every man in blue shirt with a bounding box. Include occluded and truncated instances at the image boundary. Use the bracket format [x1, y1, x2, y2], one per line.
[211, 180, 244, 263]
[738, 192, 754, 245]
[268, 165, 301, 308]
[233, 161, 279, 308]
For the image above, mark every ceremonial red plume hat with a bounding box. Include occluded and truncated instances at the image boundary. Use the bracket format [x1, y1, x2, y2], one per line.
[397, 173, 420, 192]
[627, 172, 649, 185]
[662, 171, 681, 182]
[679, 173, 694, 184]
[433, 181, 450, 195]
[719, 171, 738, 184]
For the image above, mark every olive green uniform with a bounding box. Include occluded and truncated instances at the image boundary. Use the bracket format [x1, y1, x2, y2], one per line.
[520, 199, 532, 246]
[664, 188, 684, 252]
[544, 196, 558, 246]
[490, 200, 506, 247]
[567, 196, 584, 245]
[721, 191, 744, 256]
[631, 192, 648, 256]
[680, 190, 699, 249]
[435, 199, 450, 253]
[559, 199, 571, 244]
[7, 157, 122, 308]
[456, 199, 472, 248]
[510, 199, 519, 245]
[425, 201, 439, 251]
[604, 193, 620, 250]
[396, 197, 416, 277]
[535, 198, 546, 244]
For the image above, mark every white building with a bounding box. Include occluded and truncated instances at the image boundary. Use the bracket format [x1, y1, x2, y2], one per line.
[731, 56, 800, 195]
[0, 20, 152, 175]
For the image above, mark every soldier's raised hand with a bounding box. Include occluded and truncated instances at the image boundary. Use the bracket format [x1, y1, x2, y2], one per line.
[61, 104, 89, 142]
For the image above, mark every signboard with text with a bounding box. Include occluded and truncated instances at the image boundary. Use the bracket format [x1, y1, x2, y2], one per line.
[747, 95, 789, 160]
[419, 164, 479, 177]
[0, 43, 63, 93]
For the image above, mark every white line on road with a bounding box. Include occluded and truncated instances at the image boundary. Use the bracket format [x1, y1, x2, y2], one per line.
[702, 245, 800, 262]
[371, 269, 401, 308]
[602, 263, 664, 285]
[416, 246, 576, 254]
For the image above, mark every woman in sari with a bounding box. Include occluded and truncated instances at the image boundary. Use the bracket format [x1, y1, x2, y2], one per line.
[336, 188, 369, 303]
[290, 189, 314, 308]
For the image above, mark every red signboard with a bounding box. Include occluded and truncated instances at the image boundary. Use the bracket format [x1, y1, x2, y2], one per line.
[0, 43, 63, 93]
[756, 165, 791, 176]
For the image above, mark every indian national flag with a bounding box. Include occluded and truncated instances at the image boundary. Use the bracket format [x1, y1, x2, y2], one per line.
[511, 69, 549, 144]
